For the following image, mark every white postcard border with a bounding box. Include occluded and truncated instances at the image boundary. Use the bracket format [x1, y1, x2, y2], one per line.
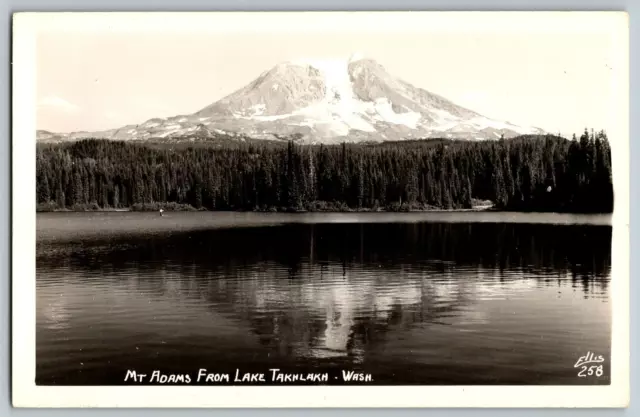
[12, 11, 630, 408]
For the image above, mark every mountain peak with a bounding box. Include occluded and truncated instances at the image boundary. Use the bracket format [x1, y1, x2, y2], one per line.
[285, 53, 373, 73]
[37, 55, 545, 144]
[348, 51, 366, 63]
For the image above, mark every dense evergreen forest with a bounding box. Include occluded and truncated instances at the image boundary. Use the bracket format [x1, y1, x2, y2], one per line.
[36, 129, 613, 213]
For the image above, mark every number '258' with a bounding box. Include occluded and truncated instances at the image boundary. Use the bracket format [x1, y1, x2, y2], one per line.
[577, 365, 603, 378]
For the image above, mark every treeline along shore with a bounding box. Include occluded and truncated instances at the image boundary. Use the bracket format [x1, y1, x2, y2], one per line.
[36, 130, 613, 213]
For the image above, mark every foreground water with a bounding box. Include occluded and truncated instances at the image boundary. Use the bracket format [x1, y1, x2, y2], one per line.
[36, 212, 612, 385]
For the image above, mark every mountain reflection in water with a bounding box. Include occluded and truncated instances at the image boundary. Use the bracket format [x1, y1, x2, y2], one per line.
[36, 218, 611, 385]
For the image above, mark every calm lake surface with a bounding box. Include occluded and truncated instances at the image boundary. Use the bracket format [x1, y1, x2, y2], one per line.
[36, 212, 612, 385]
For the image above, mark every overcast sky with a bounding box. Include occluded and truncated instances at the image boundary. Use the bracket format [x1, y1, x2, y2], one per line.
[34, 12, 626, 136]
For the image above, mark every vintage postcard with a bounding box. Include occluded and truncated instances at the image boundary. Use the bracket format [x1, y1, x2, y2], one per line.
[12, 11, 629, 407]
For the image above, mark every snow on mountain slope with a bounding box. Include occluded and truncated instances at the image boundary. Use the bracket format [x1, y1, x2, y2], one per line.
[37, 54, 545, 143]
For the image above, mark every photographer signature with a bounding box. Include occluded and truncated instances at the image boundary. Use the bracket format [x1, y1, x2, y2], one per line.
[574, 351, 605, 368]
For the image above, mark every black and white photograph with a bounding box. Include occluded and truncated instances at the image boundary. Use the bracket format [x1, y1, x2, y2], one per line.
[12, 11, 629, 408]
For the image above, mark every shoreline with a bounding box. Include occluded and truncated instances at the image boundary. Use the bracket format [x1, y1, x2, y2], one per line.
[35, 206, 614, 215]
[38, 207, 496, 214]
[36, 201, 497, 214]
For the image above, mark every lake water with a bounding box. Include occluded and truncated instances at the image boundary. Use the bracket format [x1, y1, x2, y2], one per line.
[36, 212, 612, 385]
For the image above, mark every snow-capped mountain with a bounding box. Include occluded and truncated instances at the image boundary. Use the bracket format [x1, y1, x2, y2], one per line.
[37, 54, 545, 143]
